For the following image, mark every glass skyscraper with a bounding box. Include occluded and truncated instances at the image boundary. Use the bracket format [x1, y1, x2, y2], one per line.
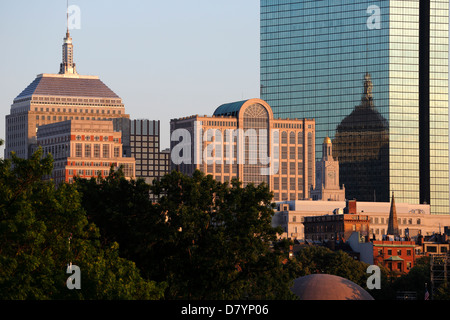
[260, 0, 449, 215]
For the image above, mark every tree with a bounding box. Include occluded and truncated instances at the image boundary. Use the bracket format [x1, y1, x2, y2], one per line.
[75, 167, 166, 280]
[77, 169, 299, 299]
[0, 149, 165, 300]
[150, 170, 298, 299]
[389, 256, 431, 300]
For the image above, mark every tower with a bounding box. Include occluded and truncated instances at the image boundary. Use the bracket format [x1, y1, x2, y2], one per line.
[59, 28, 77, 75]
[311, 136, 345, 201]
[387, 192, 400, 237]
[4, 10, 129, 160]
[60, 1, 77, 75]
[260, 0, 449, 215]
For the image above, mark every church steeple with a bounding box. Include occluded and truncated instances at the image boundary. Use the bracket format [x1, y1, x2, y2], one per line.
[59, 3, 77, 75]
[387, 192, 400, 237]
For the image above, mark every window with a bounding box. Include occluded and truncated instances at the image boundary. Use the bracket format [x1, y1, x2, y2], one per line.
[103, 145, 110, 158]
[274, 177, 279, 189]
[94, 144, 100, 158]
[427, 246, 437, 253]
[75, 144, 82, 158]
[281, 131, 287, 144]
[85, 144, 91, 158]
[289, 132, 295, 144]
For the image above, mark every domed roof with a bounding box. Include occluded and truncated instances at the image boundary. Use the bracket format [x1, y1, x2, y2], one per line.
[336, 104, 388, 133]
[213, 100, 248, 117]
[14, 74, 121, 102]
[291, 274, 374, 300]
[323, 136, 332, 144]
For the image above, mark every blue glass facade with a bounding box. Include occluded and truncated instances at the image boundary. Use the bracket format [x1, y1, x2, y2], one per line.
[261, 0, 448, 215]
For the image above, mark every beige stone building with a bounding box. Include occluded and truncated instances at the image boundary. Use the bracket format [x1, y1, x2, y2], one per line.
[37, 120, 135, 184]
[5, 27, 129, 160]
[273, 199, 450, 241]
[170, 98, 315, 201]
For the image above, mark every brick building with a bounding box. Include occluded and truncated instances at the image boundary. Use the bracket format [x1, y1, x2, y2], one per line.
[37, 120, 135, 184]
[372, 239, 417, 275]
[303, 211, 370, 242]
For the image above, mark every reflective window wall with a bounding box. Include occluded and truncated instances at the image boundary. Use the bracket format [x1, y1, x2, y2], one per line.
[261, 0, 449, 215]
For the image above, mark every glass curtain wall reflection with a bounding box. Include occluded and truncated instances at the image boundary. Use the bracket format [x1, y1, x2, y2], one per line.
[260, 0, 449, 215]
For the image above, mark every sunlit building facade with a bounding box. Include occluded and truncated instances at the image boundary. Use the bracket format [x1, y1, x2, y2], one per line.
[260, 1, 449, 215]
[37, 120, 135, 184]
[5, 26, 129, 160]
[170, 98, 316, 201]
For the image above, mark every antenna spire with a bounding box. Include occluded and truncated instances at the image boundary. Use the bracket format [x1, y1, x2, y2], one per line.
[66, 0, 70, 36]
[59, 0, 77, 75]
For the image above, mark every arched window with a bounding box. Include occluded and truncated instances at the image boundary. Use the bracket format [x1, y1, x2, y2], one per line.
[289, 131, 295, 144]
[242, 104, 270, 187]
[298, 132, 303, 144]
[281, 131, 288, 144]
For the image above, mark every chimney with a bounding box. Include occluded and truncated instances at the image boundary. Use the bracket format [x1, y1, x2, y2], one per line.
[346, 199, 357, 214]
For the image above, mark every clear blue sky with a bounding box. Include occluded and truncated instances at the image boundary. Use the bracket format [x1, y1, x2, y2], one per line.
[0, 0, 260, 152]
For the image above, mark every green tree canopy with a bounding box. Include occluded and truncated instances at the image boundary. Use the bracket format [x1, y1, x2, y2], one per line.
[294, 246, 371, 288]
[0, 150, 165, 300]
[77, 169, 299, 300]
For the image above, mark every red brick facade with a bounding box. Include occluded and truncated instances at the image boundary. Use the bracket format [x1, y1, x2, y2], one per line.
[372, 240, 416, 275]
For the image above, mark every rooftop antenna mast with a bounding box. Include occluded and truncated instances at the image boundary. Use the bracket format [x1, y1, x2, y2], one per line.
[66, 0, 69, 34]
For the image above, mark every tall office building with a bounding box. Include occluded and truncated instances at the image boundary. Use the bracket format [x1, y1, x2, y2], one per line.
[113, 118, 171, 193]
[261, 1, 449, 215]
[170, 98, 316, 201]
[5, 26, 129, 159]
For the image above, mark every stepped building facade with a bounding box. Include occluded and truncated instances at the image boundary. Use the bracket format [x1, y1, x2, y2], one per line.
[5, 27, 130, 160]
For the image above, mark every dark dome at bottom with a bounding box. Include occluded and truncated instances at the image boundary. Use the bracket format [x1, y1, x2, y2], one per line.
[291, 274, 374, 300]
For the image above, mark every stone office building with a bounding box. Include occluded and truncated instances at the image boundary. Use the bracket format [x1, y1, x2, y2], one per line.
[37, 120, 135, 184]
[5, 24, 129, 160]
[170, 98, 315, 201]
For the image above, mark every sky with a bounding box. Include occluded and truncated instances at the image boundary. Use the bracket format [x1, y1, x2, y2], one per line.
[0, 0, 260, 154]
